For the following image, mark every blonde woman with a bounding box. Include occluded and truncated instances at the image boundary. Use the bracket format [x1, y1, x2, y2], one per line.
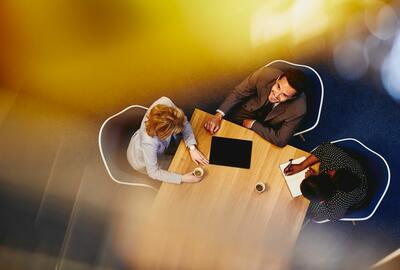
[127, 97, 208, 184]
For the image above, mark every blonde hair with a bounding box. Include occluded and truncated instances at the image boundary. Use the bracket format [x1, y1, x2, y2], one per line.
[145, 104, 185, 140]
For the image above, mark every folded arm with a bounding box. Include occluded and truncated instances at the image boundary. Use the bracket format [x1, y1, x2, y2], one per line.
[251, 113, 304, 147]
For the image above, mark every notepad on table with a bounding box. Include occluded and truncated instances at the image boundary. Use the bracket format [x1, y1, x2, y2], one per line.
[279, 156, 307, 197]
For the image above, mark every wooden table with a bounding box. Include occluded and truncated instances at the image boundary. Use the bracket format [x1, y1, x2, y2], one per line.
[130, 109, 310, 270]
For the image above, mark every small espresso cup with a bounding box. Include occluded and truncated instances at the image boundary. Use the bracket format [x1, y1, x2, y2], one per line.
[255, 182, 266, 193]
[193, 167, 204, 177]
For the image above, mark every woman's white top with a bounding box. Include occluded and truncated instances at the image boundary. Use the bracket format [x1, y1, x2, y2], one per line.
[127, 97, 197, 184]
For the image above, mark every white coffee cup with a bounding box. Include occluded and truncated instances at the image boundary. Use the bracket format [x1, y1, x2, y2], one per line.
[193, 167, 204, 177]
[255, 182, 266, 193]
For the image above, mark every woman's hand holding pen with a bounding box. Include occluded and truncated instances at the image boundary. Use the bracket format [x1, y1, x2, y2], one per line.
[284, 162, 306, 175]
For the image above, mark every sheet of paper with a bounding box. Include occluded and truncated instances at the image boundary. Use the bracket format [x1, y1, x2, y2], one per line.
[279, 156, 307, 197]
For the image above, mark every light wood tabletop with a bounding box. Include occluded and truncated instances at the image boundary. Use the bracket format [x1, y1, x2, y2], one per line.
[130, 109, 310, 270]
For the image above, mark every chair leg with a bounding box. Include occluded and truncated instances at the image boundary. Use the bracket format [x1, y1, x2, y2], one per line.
[301, 218, 311, 230]
[299, 134, 306, 142]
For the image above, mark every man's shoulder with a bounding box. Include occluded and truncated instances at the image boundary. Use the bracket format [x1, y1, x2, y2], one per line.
[258, 66, 284, 77]
[287, 93, 307, 115]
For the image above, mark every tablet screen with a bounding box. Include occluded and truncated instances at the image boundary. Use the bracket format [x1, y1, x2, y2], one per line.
[209, 136, 252, 169]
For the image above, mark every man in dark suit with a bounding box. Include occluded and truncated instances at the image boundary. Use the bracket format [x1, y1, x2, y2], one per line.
[204, 66, 307, 147]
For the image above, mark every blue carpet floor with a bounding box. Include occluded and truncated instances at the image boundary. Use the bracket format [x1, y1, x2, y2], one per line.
[286, 62, 400, 270]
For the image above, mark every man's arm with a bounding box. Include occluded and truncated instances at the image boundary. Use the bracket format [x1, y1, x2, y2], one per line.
[218, 67, 265, 114]
[204, 111, 223, 134]
[204, 67, 264, 134]
[251, 113, 304, 147]
[205, 67, 282, 134]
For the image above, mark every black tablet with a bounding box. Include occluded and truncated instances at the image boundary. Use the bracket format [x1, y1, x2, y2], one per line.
[209, 136, 252, 169]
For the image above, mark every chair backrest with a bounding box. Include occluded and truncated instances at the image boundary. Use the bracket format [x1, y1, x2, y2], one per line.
[331, 138, 390, 221]
[264, 60, 324, 136]
[98, 105, 161, 191]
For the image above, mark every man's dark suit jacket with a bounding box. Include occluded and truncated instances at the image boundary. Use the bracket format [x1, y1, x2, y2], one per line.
[218, 67, 307, 147]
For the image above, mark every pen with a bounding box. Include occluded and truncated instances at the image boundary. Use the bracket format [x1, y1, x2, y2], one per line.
[286, 158, 293, 173]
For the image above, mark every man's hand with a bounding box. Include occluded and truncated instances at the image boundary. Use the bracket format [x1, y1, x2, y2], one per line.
[189, 147, 209, 166]
[204, 113, 222, 134]
[242, 119, 256, 129]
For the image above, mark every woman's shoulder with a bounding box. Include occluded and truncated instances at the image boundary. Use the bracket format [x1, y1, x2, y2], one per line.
[149, 96, 176, 108]
[141, 129, 161, 145]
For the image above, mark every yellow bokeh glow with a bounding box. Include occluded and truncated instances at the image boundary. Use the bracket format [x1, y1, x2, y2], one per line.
[0, 0, 393, 114]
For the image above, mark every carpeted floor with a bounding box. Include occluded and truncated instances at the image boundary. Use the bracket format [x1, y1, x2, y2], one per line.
[283, 62, 399, 270]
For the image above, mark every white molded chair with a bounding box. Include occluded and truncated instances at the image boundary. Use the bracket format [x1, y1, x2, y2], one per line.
[313, 138, 391, 224]
[264, 60, 324, 138]
[98, 105, 161, 192]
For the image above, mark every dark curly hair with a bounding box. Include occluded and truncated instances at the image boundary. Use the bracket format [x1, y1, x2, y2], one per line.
[300, 169, 361, 202]
[300, 173, 335, 202]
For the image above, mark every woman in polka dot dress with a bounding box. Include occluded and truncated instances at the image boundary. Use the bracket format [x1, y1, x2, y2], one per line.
[284, 142, 368, 221]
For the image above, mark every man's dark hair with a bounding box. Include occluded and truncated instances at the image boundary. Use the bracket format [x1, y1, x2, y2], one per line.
[282, 68, 307, 95]
[300, 173, 335, 202]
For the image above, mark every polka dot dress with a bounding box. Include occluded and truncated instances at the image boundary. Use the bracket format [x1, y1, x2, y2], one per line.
[308, 143, 368, 221]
